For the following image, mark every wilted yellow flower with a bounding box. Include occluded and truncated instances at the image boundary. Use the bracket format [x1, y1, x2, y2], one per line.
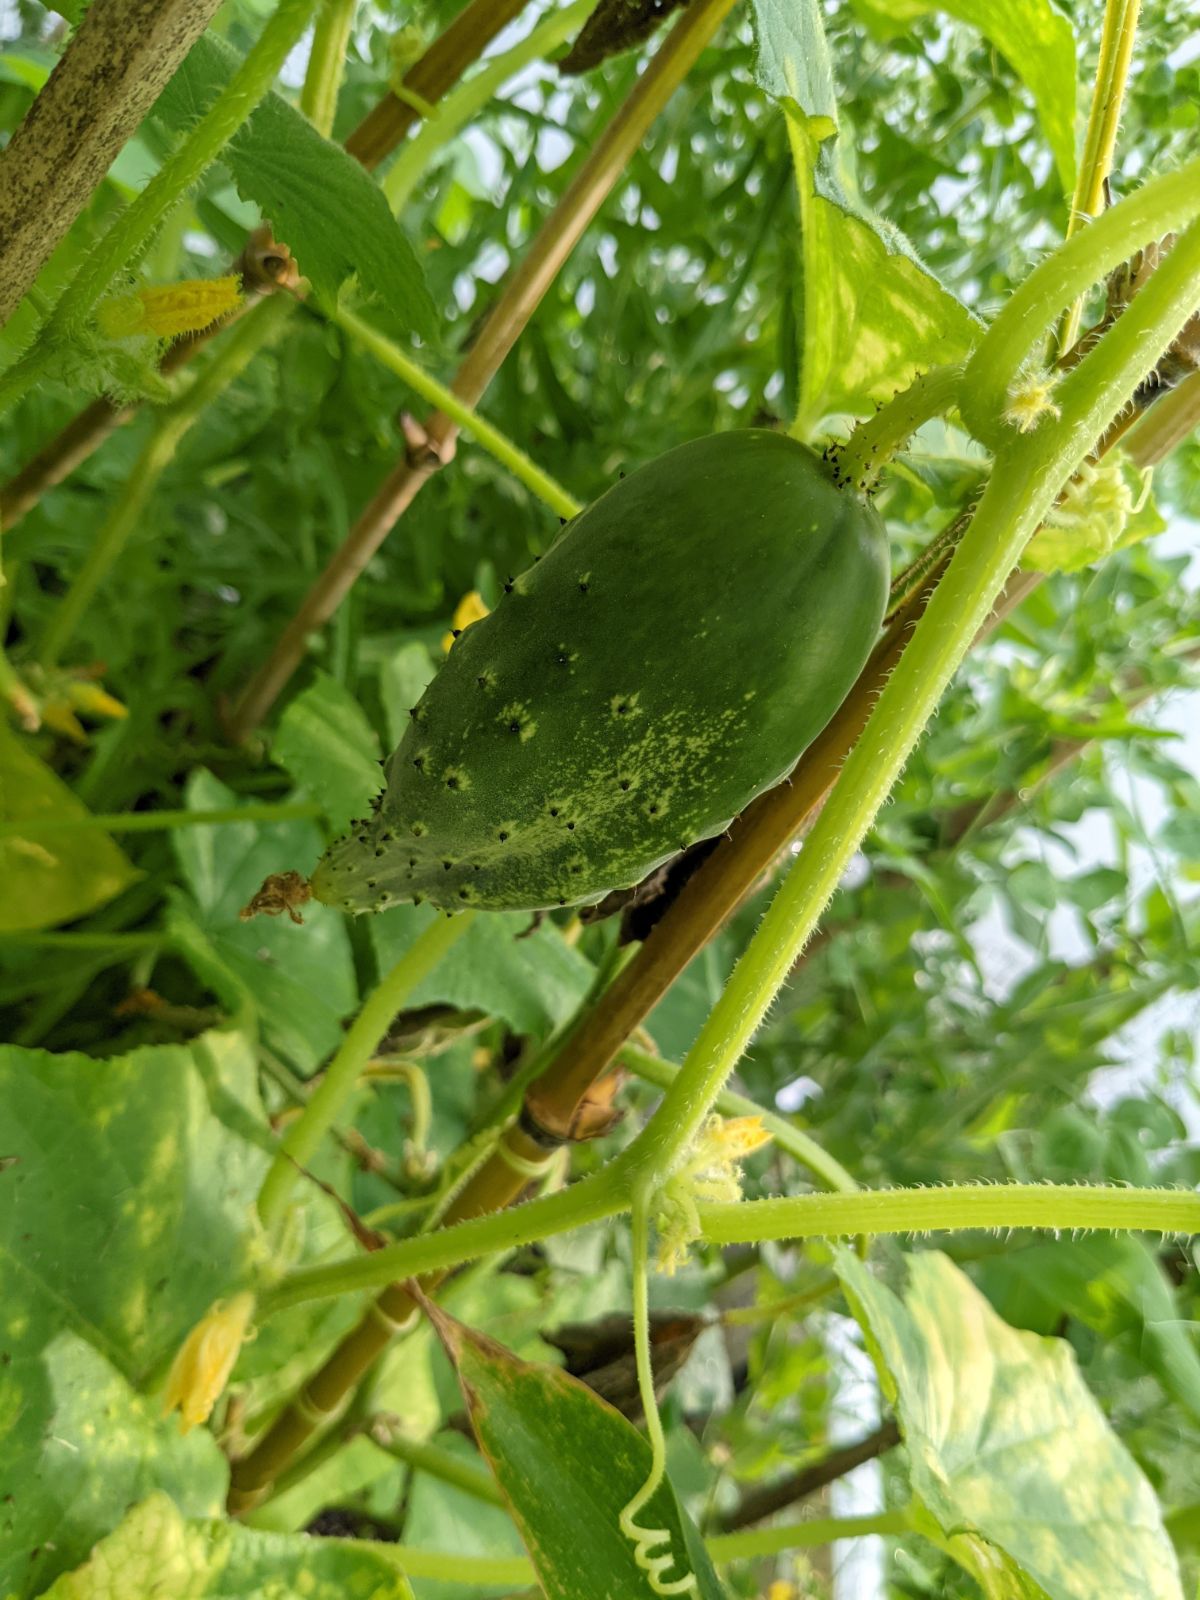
[96, 276, 243, 341]
[162, 1292, 255, 1433]
[654, 1115, 774, 1275]
[441, 589, 490, 653]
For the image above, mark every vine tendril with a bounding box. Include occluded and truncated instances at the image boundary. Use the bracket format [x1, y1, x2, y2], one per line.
[618, 1187, 699, 1597]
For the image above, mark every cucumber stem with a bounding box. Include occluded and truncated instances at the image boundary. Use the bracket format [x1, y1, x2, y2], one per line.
[835, 363, 964, 494]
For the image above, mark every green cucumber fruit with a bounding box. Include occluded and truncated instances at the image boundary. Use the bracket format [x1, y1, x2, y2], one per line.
[312, 430, 889, 915]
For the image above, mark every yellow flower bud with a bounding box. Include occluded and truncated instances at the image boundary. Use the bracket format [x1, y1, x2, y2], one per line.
[162, 1292, 255, 1433]
[441, 589, 490, 653]
[1003, 373, 1061, 433]
[64, 680, 128, 720]
[96, 276, 243, 342]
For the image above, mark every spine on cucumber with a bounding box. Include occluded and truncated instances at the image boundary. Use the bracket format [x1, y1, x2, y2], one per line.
[312, 430, 890, 915]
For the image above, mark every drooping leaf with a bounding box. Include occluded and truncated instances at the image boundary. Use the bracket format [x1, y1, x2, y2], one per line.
[850, 0, 1077, 193]
[785, 107, 980, 432]
[422, 1299, 728, 1600]
[39, 1493, 414, 1600]
[836, 1248, 1185, 1600]
[371, 901, 595, 1034]
[156, 36, 434, 334]
[751, 0, 979, 432]
[0, 725, 138, 931]
[0, 1030, 268, 1595]
[172, 769, 357, 1072]
[273, 670, 383, 831]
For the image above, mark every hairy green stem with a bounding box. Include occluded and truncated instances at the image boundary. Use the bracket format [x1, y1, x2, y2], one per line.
[363, 1508, 909, 1584]
[0, 0, 318, 419]
[1058, 0, 1143, 356]
[264, 1167, 1200, 1312]
[619, 1044, 858, 1195]
[257, 910, 477, 1228]
[330, 305, 582, 519]
[300, 0, 358, 135]
[38, 297, 291, 670]
[960, 153, 1200, 443]
[376, 1428, 505, 1506]
[698, 1184, 1200, 1246]
[382, 0, 594, 215]
[836, 364, 964, 493]
[262, 1159, 627, 1310]
[0, 798, 320, 839]
[707, 1509, 912, 1562]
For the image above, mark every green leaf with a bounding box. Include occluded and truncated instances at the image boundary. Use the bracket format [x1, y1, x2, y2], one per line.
[380, 641, 438, 749]
[172, 769, 357, 1073]
[750, 0, 979, 431]
[836, 1248, 1184, 1600]
[273, 671, 383, 831]
[850, 0, 1077, 193]
[752, 0, 838, 117]
[0, 1030, 269, 1595]
[40, 1492, 414, 1600]
[0, 725, 138, 932]
[371, 903, 595, 1034]
[0, 1336, 226, 1600]
[786, 107, 980, 431]
[157, 35, 434, 334]
[979, 1235, 1200, 1425]
[422, 1300, 728, 1600]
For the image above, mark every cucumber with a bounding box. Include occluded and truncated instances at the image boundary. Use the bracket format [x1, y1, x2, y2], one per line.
[312, 430, 889, 914]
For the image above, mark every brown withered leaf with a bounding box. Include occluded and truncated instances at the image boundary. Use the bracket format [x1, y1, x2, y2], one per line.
[544, 1309, 707, 1422]
[559, 0, 692, 76]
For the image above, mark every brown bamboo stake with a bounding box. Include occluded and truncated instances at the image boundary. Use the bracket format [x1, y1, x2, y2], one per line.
[227, 1116, 548, 1511]
[1125, 367, 1200, 466]
[344, 0, 531, 167]
[227, 0, 739, 741]
[0, 0, 528, 534]
[0, 0, 226, 328]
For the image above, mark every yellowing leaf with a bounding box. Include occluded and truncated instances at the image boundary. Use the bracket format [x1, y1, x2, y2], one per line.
[0, 725, 137, 931]
[39, 1493, 413, 1600]
[836, 1248, 1184, 1600]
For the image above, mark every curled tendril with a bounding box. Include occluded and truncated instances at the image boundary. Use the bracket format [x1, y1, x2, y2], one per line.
[618, 1190, 699, 1597]
[618, 1486, 698, 1596]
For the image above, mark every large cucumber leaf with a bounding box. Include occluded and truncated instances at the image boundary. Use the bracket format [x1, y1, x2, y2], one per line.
[39, 1493, 414, 1600]
[836, 1247, 1184, 1600]
[0, 1030, 267, 1595]
[0, 725, 138, 932]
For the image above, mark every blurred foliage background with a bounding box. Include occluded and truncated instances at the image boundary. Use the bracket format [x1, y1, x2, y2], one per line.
[1, 0, 1199, 1594]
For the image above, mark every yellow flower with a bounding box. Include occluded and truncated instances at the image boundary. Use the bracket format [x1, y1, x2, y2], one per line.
[96, 276, 243, 342]
[654, 1115, 774, 1274]
[767, 1583, 797, 1600]
[1003, 373, 1061, 433]
[441, 589, 490, 653]
[162, 1292, 255, 1433]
